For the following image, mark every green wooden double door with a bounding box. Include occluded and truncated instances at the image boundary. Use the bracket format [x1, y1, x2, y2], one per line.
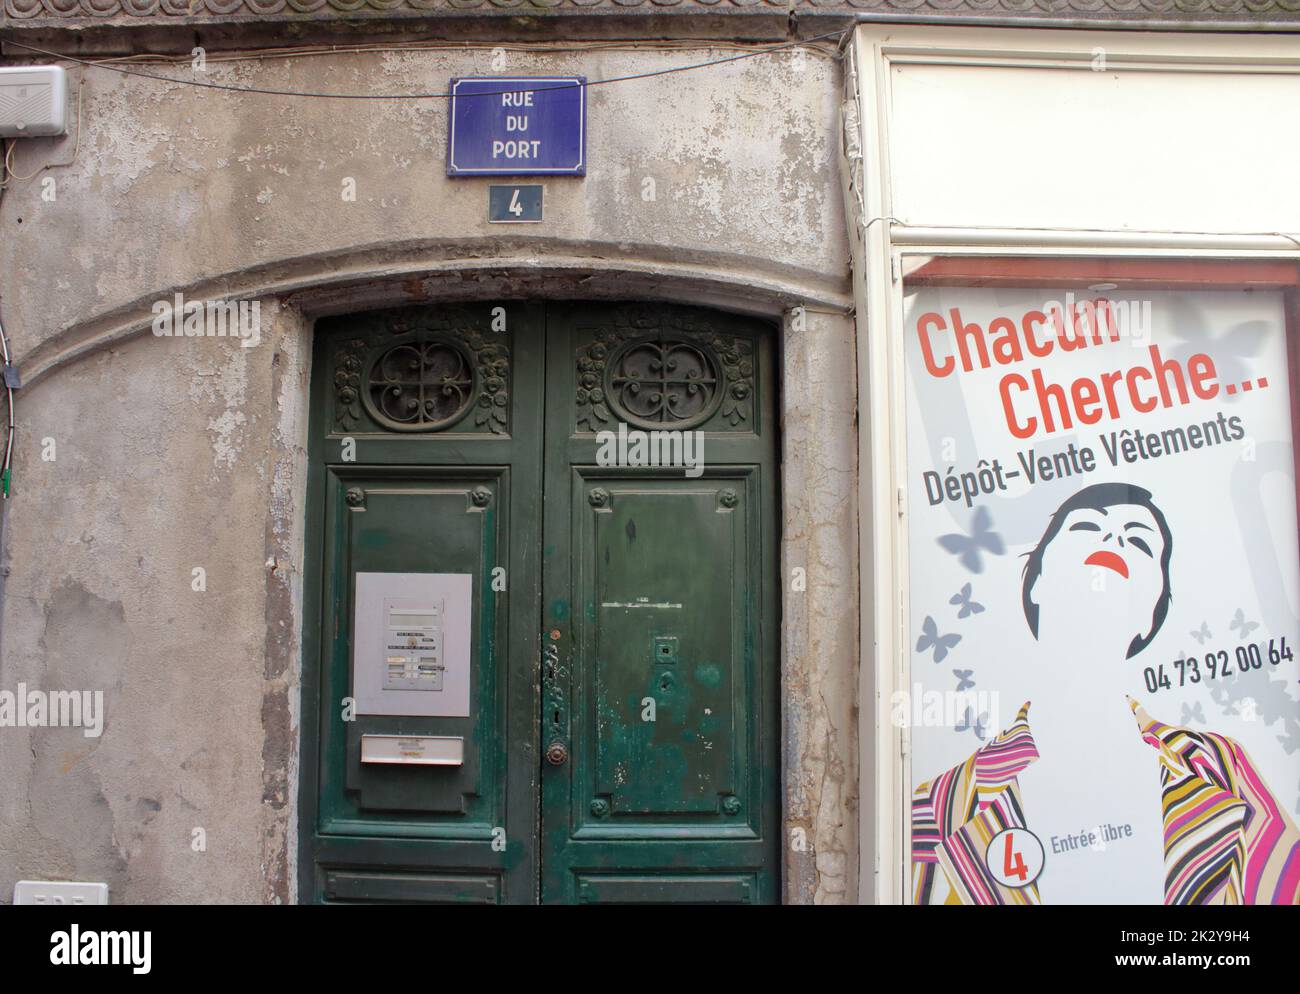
[299, 301, 780, 904]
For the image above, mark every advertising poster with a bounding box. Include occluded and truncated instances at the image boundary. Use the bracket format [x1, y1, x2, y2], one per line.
[903, 282, 1300, 904]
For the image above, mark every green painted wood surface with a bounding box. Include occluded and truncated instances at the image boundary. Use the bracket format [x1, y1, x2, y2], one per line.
[299, 302, 778, 904]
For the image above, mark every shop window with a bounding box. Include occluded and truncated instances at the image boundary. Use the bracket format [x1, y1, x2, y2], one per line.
[899, 258, 1300, 905]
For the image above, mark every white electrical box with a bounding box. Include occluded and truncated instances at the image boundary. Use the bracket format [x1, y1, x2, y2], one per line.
[353, 572, 472, 717]
[13, 880, 108, 905]
[0, 66, 69, 138]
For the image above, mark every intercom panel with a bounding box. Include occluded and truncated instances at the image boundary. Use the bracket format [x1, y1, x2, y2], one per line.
[353, 572, 472, 716]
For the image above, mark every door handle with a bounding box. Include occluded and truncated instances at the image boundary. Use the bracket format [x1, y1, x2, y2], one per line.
[546, 741, 568, 766]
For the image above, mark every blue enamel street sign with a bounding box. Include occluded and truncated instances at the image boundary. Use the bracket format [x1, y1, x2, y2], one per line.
[447, 77, 587, 177]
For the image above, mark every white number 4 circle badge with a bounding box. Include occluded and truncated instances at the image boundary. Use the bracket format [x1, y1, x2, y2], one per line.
[986, 827, 1045, 888]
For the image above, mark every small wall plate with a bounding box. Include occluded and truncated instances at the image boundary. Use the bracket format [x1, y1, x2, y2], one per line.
[13, 880, 108, 905]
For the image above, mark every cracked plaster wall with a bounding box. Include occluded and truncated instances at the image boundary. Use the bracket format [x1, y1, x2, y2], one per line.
[0, 41, 856, 903]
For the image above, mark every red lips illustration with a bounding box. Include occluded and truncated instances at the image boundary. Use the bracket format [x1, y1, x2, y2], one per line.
[1085, 549, 1129, 579]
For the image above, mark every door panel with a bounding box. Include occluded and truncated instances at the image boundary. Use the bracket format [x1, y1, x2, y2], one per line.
[574, 873, 759, 904]
[302, 303, 544, 904]
[540, 303, 780, 904]
[580, 471, 757, 819]
[301, 300, 779, 904]
[324, 469, 502, 822]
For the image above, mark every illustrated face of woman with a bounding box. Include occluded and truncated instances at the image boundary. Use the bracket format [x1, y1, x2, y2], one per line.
[1030, 502, 1167, 647]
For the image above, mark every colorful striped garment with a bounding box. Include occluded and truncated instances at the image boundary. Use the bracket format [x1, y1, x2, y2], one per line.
[911, 701, 1041, 905]
[1131, 699, 1300, 905]
[911, 700, 1300, 905]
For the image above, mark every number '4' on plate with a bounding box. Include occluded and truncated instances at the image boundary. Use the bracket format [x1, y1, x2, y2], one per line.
[489, 184, 543, 223]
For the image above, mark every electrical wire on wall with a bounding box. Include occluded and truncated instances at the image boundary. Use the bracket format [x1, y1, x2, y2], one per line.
[0, 76, 82, 486]
[0, 139, 11, 500]
[0, 68, 85, 663]
[0, 145, 11, 662]
[0, 308, 12, 501]
[0, 69, 79, 650]
[0, 73, 84, 190]
[1, 31, 848, 101]
[0, 297, 14, 658]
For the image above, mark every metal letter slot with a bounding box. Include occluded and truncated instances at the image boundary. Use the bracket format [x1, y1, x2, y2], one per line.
[360, 734, 465, 767]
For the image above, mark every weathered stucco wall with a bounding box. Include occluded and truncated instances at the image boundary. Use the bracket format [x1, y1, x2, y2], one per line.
[0, 39, 854, 903]
[1, 43, 847, 367]
[0, 303, 310, 903]
[781, 306, 859, 904]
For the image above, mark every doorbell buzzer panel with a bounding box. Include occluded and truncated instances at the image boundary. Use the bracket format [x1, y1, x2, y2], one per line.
[383, 602, 444, 691]
[353, 572, 472, 717]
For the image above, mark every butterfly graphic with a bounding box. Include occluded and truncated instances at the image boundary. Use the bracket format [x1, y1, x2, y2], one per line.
[953, 669, 975, 692]
[1229, 608, 1260, 640]
[916, 615, 961, 663]
[1181, 702, 1205, 725]
[955, 706, 988, 741]
[1190, 622, 1212, 645]
[937, 506, 1005, 575]
[949, 583, 985, 619]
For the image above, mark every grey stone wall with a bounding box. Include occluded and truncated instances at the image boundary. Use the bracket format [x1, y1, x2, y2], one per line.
[781, 305, 859, 904]
[0, 40, 856, 903]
